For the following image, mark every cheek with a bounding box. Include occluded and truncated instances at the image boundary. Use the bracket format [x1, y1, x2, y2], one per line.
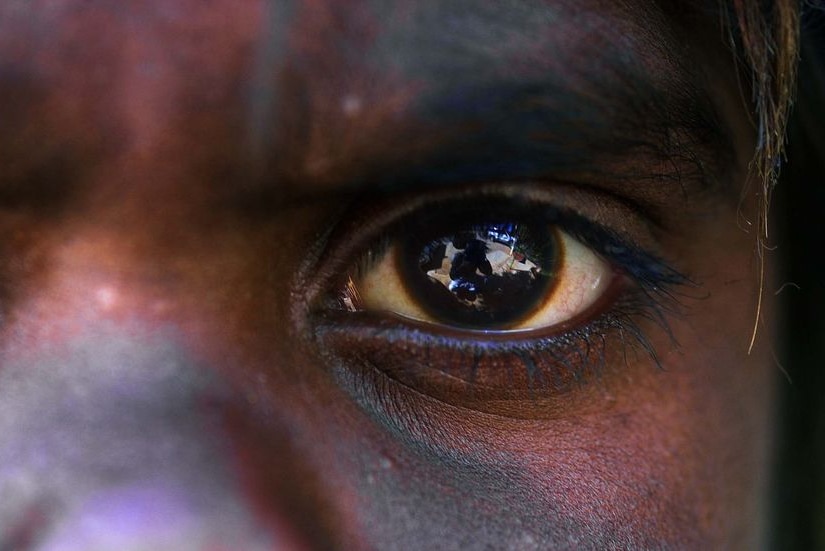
[311, 219, 776, 549]
[513, 234, 776, 546]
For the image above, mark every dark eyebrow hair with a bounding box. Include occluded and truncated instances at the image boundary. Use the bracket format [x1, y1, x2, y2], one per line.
[0, 2, 736, 214]
[370, 71, 734, 193]
[251, 57, 736, 211]
[233, 1, 741, 211]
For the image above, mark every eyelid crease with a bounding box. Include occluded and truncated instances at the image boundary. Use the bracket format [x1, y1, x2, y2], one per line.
[298, 182, 671, 313]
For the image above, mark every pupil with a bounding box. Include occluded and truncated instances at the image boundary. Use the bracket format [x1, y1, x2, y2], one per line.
[403, 221, 559, 329]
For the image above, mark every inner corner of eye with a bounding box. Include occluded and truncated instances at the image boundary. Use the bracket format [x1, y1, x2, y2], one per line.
[338, 242, 431, 321]
[336, 221, 614, 332]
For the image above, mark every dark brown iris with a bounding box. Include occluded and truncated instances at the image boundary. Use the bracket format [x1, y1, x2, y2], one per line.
[399, 221, 560, 329]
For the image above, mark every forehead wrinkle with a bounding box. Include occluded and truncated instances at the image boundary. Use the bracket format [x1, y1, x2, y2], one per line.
[300, 0, 696, 104]
[391, 38, 731, 193]
[368, 0, 714, 129]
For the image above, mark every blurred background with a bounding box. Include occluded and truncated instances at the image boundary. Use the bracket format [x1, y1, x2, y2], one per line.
[773, 3, 825, 549]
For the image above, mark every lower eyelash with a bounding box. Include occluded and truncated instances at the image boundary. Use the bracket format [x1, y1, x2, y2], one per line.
[313, 282, 681, 401]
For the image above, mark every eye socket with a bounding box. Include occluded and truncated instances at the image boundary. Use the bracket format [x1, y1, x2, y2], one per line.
[341, 217, 612, 333]
[308, 189, 688, 416]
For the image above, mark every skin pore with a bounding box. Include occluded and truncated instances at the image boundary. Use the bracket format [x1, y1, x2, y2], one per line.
[0, 1, 786, 549]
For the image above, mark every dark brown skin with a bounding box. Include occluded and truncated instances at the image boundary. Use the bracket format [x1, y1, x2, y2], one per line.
[0, 1, 776, 549]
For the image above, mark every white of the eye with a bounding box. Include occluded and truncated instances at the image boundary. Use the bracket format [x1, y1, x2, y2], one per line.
[514, 232, 610, 330]
[355, 231, 612, 330]
[358, 246, 433, 322]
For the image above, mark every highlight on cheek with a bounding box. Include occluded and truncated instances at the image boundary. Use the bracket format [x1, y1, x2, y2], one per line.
[344, 224, 612, 332]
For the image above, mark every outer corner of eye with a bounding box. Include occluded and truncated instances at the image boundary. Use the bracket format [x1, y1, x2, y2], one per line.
[335, 219, 614, 333]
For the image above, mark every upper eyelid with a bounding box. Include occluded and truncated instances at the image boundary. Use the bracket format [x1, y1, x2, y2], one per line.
[297, 183, 682, 317]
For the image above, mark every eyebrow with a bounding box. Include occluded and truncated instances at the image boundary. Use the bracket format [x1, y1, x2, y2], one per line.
[370, 72, 733, 193]
[251, 64, 735, 212]
[250, 10, 737, 208]
[0, 1, 738, 214]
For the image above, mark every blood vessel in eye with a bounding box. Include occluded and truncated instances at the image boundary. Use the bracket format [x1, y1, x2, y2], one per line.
[399, 221, 561, 329]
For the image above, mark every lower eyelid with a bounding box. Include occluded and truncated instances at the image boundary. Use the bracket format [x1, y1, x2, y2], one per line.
[310, 274, 670, 417]
[316, 288, 655, 418]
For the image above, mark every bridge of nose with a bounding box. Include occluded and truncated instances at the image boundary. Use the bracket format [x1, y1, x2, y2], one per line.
[0, 131, 347, 549]
[0, 186, 351, 548]
[0, 126, 367, 546]
[0, 3, 375, 548]
[0, 327, 278, 549]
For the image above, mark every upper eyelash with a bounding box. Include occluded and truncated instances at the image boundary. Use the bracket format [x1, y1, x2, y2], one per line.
[338, 200, 690, 308]
[297, 182, 660, 311]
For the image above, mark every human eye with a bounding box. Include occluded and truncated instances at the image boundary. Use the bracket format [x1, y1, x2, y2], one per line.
[340, 206, 610, 332]
[305, 184, 689, 417]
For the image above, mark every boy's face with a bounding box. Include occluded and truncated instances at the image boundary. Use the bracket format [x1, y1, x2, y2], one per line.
[0, 1, 775, 549]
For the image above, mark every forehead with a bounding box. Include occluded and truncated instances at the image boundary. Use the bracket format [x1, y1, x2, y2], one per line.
[2, 0, 674, 66]
[0, 0, 724, 202]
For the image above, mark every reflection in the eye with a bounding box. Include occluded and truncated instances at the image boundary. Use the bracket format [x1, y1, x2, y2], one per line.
[404, 223, 559, 328]
[330, 191, 698, 341]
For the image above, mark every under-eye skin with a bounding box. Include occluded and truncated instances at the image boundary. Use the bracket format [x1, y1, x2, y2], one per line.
[308, 188, 690, 413]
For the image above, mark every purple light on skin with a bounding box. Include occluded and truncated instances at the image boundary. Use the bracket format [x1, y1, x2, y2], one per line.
[35, 482, 273, 551]
[0, 327, 275, 551]
[39, 483, 203, 551]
